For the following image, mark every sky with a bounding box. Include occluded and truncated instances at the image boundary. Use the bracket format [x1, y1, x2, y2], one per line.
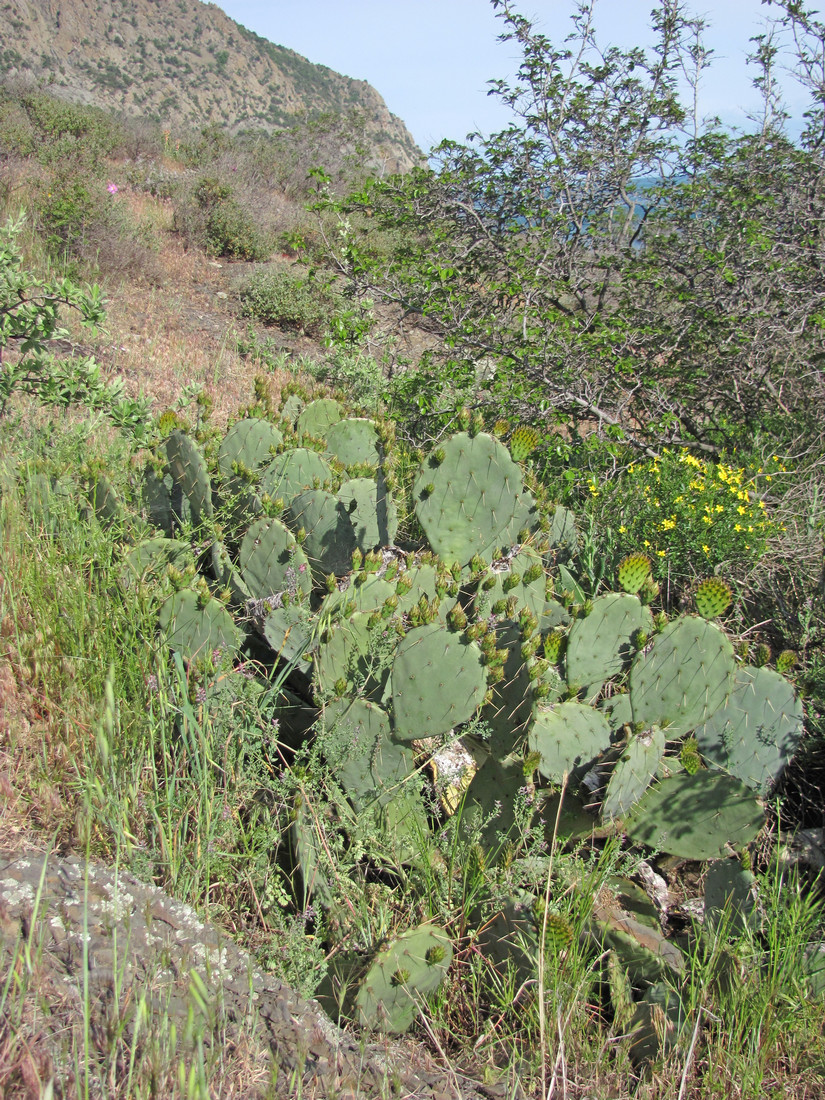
[215, 1, 820, 151]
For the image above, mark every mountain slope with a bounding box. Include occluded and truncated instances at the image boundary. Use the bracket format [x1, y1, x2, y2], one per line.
[0, 0, 422, 171]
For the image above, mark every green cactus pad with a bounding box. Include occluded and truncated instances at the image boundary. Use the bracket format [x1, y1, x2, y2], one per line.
[166, 431, 213, 529]
[313, 611, 382, 699]
[354, 925, 453, 1033]
[322, 574, 396, 618]
[391, 623, 487, 741]
[296, 397, 342, 439]
[210, 540, 253, 608]
[628, 983, 688, 1066]
[326, 417, 381, 468]
[217, 417, 283, 480]
[287, 488, 357, 580]
[474, 892, 539, 987]
[482, 621, 540, 758]
[321, 697, 417, 811]
[629, 616, 735, 738]
[459, 757, 530, 859]
[261, 603, 316, 668]
[566, 593, 653, 696]
[158, 588, 241, 660]
[86, 474, 123, 528]
[694, 666, 803, 795]
[141, 463, 175, 536]
[616, 553, 652, 595]
[626, 771, 765, 860]
[528, 702, 612, 783]
[695, 577, 733, 619]
[601, 726, 666, 823]
[704, 859, 760, 936]
[509, 424, 541, 462]
[600, 692, 634, 733]
[338, 476, 398, 551]
[413, 432, 528, 566]
[546, 505, 579, 560]
[589, 894, 685, 985]
[260, 448, 334, 503]
[279, 392, 305, 426]
[473, 546, 546, 622]
[239, 517, 312, 602]
[121, 537, 194, 590]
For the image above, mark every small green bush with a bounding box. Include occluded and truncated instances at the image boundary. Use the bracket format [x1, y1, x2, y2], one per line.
[588, 448, 782, 584]
[205, 198, 268, 261]
[238, 269, 340, 336]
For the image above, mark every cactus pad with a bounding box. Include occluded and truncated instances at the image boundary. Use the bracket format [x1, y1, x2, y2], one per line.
[694, 666, 803, 794]
[630, 616, 735, 738]
[695, 577, 732, 619]
[617, 553, 652, 595]
[296, 397, 342, 439]
[326, 417, 381, 468]
[260, 448, 334, 503]
[413, 432, 528, 566]
[166, 431, 213, 529]
[509, 424, 541, 462]
[528, 702, 611, 783]
[601, 726, 666, 823]
[566, 593, 653, 696]
[338, 476, 398, 551]
[626, 771, 765, 859]
[354, 925, 453, 1033]
[217, 417, 283, 480]
[158, 588, 240, 659]
[391, 623, 487, 740]
[239, 517, 312, 602]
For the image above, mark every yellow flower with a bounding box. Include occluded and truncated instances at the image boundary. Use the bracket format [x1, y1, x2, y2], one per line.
[619, 525, 627, 534]
[734, 523, 743, 532]
[702, 544, 710, 554]
[643, 539, 651, 548]
[657, 549, 666, 557]
[737, 505, 747, 515]
[703, 515, 713, 524]
[715, 504, 724, 513]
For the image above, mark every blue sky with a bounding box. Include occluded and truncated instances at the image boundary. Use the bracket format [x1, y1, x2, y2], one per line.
[215, 1, 819, 150]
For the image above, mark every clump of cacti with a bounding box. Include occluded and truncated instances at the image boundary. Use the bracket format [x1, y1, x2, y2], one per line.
[94, 394, 805, 1051]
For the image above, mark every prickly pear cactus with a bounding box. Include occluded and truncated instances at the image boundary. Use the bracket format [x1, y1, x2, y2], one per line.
[353, 925, 453, 1033]
[695, 577, 732, 619]
[391, 623, 487, 741]
[413, 432, 528, 566]
[217, 417, 283, 479]
[626, 771, 765, 860]
[629, 616, 735, 738]
[617, 554, 652, 595]
[694, 666, 803, 795]
[158, 587, 241, 660]
[565, 593, 653, 696]
[528, 702, 612, 783]
[296, 397, 342, 439]
[166, 430, 212, 530]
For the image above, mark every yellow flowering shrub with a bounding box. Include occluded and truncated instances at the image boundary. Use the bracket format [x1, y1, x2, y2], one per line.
[592, 450, 782, 581]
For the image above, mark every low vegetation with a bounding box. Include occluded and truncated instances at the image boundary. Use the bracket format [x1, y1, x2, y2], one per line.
[1, 2, 824, 1098]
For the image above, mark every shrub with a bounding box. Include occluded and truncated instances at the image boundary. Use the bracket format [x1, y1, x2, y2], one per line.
[588, 449, 782, 585]
[204, 197, 268, 261]
[238, 269, 339, 336]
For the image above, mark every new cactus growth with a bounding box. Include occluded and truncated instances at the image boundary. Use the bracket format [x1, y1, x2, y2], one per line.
[617, 553, 652, 595]
[695, 577, 733, 619]
[509, 424, 541, 462]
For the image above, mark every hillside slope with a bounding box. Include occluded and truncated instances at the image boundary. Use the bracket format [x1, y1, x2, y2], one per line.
[0, 0, 422, 171]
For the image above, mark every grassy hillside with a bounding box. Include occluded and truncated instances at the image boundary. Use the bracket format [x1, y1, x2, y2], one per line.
[1, 33, 824, 1100]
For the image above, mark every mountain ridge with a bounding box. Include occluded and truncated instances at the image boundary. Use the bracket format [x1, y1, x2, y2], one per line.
[0, 0, 422, 172]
